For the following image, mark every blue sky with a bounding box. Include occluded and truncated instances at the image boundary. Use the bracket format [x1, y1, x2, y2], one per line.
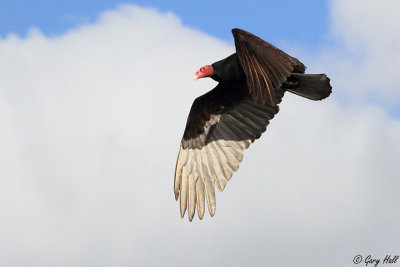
[1, 0, 330, 46]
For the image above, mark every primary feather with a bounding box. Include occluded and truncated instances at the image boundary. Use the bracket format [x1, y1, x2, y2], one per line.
[174, 28, 332, 221]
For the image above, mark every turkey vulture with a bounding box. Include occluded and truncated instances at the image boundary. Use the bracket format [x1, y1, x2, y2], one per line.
[174, 28, 331, 221]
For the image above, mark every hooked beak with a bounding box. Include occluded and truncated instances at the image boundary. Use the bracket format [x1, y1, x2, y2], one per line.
[193, 70, 201, 80]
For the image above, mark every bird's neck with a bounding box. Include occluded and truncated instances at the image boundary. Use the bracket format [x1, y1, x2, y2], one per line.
[211, 53, 245, 83]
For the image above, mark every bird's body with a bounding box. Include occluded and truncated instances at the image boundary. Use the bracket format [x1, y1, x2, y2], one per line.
[175, 29, 332, 221]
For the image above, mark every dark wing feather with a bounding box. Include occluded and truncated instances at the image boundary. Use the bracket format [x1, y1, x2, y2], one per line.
[174, 83, 280, 221]
[232, 28, 305, 105]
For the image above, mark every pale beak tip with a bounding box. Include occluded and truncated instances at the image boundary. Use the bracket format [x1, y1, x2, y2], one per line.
[193, 75, 198, 80]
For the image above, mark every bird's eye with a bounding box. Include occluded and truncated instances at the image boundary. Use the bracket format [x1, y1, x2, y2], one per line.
[202, 67, 206, 71]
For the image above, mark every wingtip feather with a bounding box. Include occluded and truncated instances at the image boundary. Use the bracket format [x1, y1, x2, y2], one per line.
[179, 167, 189, 218]
[209, 207, 216, 217]
[188, 174, 197, 222]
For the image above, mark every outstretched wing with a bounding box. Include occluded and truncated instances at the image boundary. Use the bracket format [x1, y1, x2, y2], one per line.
[232, 28, 305, 106]
[174, 83, 281, 221]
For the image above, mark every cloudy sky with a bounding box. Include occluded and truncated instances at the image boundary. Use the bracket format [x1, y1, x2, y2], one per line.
[1, 0, 399, 266]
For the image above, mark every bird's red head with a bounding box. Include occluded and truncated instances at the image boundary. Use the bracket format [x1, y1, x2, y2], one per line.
[193, 65, 213, 80]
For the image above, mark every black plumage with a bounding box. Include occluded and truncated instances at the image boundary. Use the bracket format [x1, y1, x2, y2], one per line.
[174, 28, 332, 221]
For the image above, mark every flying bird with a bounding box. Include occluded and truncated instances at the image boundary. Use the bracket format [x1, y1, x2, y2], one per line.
[174, 28, 332, 221]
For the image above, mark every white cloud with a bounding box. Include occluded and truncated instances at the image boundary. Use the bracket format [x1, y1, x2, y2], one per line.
[326, 0, 400, 103]
[0, 3, 399, 266]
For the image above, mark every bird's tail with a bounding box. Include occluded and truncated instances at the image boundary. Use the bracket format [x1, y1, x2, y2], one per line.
[283, 73, 332, 100]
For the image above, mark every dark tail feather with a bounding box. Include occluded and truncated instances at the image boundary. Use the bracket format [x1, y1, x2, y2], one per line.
[283, 73, 332, 100]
